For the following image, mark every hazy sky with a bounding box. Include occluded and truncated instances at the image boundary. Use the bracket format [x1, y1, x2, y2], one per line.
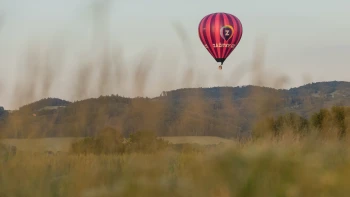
[0, 0, 350, 109]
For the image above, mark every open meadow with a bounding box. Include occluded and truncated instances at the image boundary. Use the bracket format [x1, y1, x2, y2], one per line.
[1, 136, 234, 153]
[2, 137, 350, 197]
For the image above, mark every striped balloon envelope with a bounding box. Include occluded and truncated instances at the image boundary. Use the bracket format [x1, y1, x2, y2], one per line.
[198, 12, 243, 68]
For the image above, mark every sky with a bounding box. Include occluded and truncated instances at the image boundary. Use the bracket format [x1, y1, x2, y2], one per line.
[0, 0, 350, 109]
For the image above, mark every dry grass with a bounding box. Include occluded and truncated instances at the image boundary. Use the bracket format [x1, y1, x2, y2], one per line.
[1, 137, 84, 152]
[161, 136, 235, 145]
[1, 1, 348, 196]
[1, 136, 234, 153]
[2, 139, 350, 196]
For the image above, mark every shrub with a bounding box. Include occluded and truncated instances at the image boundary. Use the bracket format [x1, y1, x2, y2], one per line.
[70, 129, 170, 155]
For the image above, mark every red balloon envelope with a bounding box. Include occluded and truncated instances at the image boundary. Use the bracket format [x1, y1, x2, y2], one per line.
[198, 12, 243, 66]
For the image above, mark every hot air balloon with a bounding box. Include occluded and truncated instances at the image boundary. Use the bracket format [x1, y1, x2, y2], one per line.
[198, 12, 243, 70]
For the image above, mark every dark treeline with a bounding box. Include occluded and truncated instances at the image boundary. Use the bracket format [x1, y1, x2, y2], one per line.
[2, 81, 350, 139]
[71, 105, 350, 155]
[253, 106, 350, 140]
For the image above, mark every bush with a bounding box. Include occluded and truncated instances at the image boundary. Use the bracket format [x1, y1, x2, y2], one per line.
[0, 143, 17, 161]
[252, 106, 350, 141]
[252, 113, 309, 139]
[125, 131, 170, 154]
[70, 129, 170, 155]
[0, 106, 7, 119]
[70, 127, 125, 155]
[310, 106, 349, 139]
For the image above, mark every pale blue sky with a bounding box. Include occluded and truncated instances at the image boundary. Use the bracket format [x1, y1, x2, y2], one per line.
[0, 0, 350, 109]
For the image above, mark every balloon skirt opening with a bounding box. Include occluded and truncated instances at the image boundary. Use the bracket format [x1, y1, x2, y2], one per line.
[215, 58, 226, 65]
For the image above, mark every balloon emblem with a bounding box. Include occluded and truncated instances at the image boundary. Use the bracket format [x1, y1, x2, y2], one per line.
[198, 12, 243, 68]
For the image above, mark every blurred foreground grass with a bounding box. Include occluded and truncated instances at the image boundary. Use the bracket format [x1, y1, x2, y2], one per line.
[1, 2, 348, 196]
[1, 138, 350, 197]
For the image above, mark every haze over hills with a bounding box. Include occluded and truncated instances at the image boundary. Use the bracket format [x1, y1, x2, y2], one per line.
[1, 81, 350, 139]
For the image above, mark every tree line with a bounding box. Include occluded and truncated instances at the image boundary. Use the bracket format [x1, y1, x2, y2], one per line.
[253, 106, 350, 140]
[2, 81, 350, 139]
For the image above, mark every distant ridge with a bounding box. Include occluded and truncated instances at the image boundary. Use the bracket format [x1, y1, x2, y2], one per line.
[1, 81, 350, 138]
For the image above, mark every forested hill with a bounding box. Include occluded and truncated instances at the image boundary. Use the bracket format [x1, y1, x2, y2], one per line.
[1, 81, 350, 138]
